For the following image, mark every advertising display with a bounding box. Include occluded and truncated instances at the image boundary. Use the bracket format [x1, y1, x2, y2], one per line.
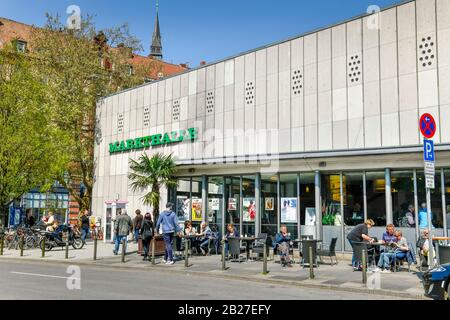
[281, 198, 297, 223]
[243, 198, 256, 222]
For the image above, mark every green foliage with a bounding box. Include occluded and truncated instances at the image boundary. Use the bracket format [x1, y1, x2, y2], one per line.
[0, 45, 69, 223]
[128, 153, 178, 220]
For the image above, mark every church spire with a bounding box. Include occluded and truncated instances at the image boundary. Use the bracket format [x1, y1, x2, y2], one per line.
[150, 0, 163, 60]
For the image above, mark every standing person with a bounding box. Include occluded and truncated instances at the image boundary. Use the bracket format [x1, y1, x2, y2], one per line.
[133, 210, 143, 244]
[346, 219, 375, 270]
[25, 209, 35, 228]
[419, 203, 435, 231]
[156, 203, 182, 265]
[113, 209, 132, 255]
[80, 210, 90, 245]
[140, 213, 154, 261]
[112, 211, 121, 244]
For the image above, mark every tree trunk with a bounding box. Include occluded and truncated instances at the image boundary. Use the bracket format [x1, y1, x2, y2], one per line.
[152, 185, 160, 224]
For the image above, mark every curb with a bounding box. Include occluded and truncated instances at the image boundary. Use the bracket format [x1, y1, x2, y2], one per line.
[0, 256, 426, 300]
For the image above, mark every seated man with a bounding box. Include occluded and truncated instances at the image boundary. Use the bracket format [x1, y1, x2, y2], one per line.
[273, 225, 292, 268]
[195, 222, 212, 256]
[375, 230, 409, 273]
[417, 230, 430, 266]
[381, 224, 397, 244]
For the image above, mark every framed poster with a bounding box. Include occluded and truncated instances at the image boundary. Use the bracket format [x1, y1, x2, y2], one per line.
[265, 197, 274, 211]
[192, 198, 202, 222]
[176, 196, 190, 221]
[281, 198, 297, 223]
[243, 198, 256, 222]
[228, 198, 237, 211]
[209, 198, 220, 211]
[305, 207, 316, 226]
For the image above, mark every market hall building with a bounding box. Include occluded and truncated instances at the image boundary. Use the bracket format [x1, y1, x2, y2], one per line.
[93, 0, 450, 251]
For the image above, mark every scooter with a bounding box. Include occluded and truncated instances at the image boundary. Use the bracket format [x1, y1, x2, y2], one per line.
[39, 224, 84, 251]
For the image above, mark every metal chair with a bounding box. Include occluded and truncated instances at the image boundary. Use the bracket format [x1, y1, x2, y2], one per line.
[228, 237, 244, 263]
[251, 233, 269, 260]
[301, 240, 318, 267]
[438, 245, 450, 265]
[317, 237, 338, 265]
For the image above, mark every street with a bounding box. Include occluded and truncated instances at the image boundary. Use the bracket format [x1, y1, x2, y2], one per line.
[0, 260, 407, 300]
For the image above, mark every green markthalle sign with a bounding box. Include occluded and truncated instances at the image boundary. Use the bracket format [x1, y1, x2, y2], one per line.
[109, 127, 198, 155]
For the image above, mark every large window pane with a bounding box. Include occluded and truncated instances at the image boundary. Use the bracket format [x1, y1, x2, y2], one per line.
[208, 177, 223, 233]
[417, 170, 443, 229]
[366, 171, 386, 227]
[261, 174, 278, 237]
[391, 171, 415, 228]
[321, 173, 341, 226]
[191, 177, 203, 230]
[242, 175, 256, 237]
[280, 173, 298, 240]
[225, 177, 241, 231]
[343, 172, 364, 226]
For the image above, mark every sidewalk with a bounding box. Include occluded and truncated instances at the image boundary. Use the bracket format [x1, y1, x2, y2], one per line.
[0, 241, 428, 300]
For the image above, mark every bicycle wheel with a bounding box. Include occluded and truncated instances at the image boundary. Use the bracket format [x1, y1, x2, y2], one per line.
[25, 236, 35, 249]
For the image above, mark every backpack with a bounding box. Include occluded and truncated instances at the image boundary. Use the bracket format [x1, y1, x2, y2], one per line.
[142, 221, 154, 240]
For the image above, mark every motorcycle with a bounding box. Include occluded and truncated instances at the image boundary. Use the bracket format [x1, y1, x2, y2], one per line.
[39, 224, 84, 251]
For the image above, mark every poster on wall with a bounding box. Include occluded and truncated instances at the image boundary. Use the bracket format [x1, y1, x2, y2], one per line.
[281, 198, 297, 223]
[265, 198, 274, 211]
[176, 196, 190, 221]
[192, 198, 202, 222]
[228, 198, 237, 211]
[243, 198, 256, 222]
[305, 207, 316, 226]
[209, 198, 220, 211]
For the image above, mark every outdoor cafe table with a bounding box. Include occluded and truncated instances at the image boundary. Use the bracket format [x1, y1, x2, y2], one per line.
[181, 235, 200, 257]
[238, 236, 261, 261]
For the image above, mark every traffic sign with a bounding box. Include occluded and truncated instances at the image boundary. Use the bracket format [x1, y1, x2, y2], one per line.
[423, 139, 435, 162]
[424, 161, 435, 175]
[420, 113, 437, 139]
[426, 175, 435, 189]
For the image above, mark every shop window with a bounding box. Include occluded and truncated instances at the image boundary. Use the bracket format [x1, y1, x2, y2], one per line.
[280, 174, 298, 240]
[391, 171, 415, 228]
[417, 170, 444, 229]
[366, 171, 386, 227]
[207, 177, 223, 232]
[261, 174, 278, 237]
[343, 172, 364, 226]
[242, 175, 256, 236]
[176, 179, 191, 223]
[191, 178, 203, 230]
[299, 173, 316, 228]
[225, 177, 241, 232]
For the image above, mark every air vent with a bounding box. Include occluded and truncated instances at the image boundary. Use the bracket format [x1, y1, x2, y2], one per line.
[245, 82, 255, 106]
[348, 55, 362, 84]
[291, 69, 303, 96]
[418, 36, 436, 69]
[172, 100, 180, 121]
[117, 113, 124, 133]
[143, 106, 150, 127]
[206, 91, 215, 114]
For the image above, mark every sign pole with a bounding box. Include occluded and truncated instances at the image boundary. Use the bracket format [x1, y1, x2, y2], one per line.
[426, 188, 434, 269]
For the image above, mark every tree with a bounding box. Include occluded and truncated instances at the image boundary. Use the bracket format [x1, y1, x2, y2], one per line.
[28, 14, 160, 214]
[0, 45, 69, 225]
[128, 153, 178, 222]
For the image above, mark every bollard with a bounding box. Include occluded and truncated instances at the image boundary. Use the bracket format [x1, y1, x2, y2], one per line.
[41, 236, 46, 258]
[65, 233, 69, 260]
[121, 239, 126, 263]
[362, 249, 367, 285]
[20, 235, 24, 257]
[184, 238, 189, 268]
[93, 233, 98, 261]
[0, 235, 4, 256]
[309, 246, 314, 279]
[151, 238, 156, 265]
[221, 239, 226, 271]
[262, 243, 268, 275]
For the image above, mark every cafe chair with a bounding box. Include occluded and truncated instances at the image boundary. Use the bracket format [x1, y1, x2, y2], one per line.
[438, 245, 450, 265]
[317, 237, 338, 265]
[301, 240, 319, 268]
[228, 237, 244, 263]
[251, 233, 269, 260]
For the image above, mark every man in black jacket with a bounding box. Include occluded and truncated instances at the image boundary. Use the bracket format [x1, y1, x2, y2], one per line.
[80, 210, 90, 244]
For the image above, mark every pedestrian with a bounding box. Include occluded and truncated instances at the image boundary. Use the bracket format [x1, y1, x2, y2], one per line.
[418, 202, 435, 231]
[25, 209, 35, 228]
[113, 209, 132, 255]
[140, 213, 154, 261]
[156, 203, 182, 265]
[133, 209, 143, 244]
[346, 219, 375, 271]
[80, 210, 90, 244]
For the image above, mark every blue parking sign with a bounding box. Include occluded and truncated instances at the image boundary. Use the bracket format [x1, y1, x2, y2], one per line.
[424, 139, 435, 162]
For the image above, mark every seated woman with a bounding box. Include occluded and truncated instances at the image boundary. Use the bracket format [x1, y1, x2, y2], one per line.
[273, 225, 292, 267]
[375, 230, 409, 273]
[223, 223, 239, 256]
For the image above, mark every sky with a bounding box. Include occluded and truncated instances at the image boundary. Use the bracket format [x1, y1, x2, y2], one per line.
[1, 0, 404, 67]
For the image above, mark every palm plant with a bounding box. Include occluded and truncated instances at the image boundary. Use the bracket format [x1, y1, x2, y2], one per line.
[128, 153, 178, 222]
